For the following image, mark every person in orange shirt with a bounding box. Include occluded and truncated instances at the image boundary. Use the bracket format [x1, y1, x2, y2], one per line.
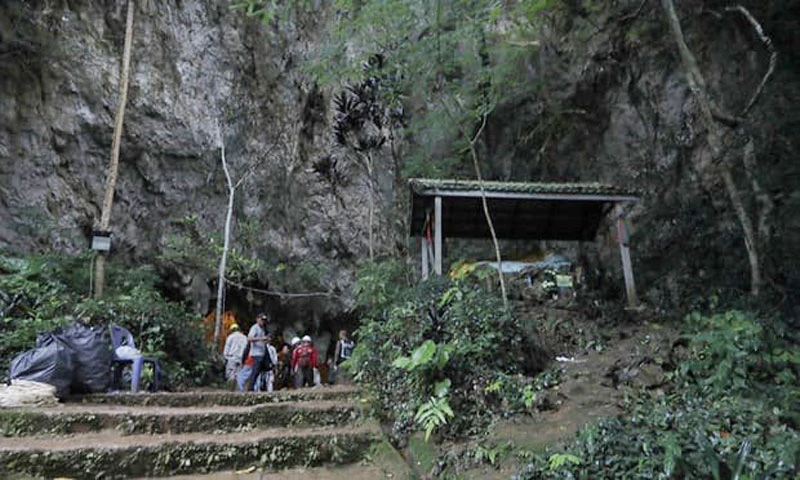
[236, 351, 256, 392]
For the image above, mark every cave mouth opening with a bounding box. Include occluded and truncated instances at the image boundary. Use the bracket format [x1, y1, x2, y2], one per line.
[158, 268, 361, 361]
[211, 281, 360, 362]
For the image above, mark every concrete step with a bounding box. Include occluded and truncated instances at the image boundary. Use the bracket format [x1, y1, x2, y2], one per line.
[68, 385, 360, 408]
[0, 400, 362, 437]
[0, 423, 380, 479]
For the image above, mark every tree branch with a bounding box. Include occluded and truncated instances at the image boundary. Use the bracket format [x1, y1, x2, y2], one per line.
[742, 138, 773, 243]
[725, 5, 777, 117]
[661, 0, 765, 295]
[660, 0, 743, 128]
[443, 101, 508, 309]
[620, 0, 649, 23]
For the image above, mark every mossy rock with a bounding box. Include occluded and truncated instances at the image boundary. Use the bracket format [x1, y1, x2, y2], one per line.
[70, 387, 360, 407]
[0, 426, 379, 479]
[0, 401, 362, 437]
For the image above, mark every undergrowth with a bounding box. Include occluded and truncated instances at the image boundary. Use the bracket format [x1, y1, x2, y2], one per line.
[346, 261, 547, 444]
[515, 310, 799, 479]
[0, 253, 216, 389]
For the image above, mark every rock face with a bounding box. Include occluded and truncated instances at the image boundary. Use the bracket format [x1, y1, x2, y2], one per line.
[1, 0, 798, 319]
[483, 1, 800, 311]
[0, 1, 381, 323]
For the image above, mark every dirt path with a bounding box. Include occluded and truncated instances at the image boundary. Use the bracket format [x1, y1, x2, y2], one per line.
[489, 319, 677, 450]
[144, 464, 395, 480]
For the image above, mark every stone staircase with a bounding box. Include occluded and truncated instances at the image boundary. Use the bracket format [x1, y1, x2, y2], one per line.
[0, 385, 379, 479]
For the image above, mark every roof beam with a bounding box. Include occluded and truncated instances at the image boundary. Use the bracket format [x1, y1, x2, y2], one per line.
[414, 189, 640, 203]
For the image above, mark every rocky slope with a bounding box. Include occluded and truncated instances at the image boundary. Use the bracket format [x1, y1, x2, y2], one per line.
[1, 0, 798, 323]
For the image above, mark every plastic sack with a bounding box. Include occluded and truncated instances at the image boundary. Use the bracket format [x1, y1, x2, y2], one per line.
[9, 334, 75, 398]
[115, 345, 140, 360]
[53, 324, 112, 394]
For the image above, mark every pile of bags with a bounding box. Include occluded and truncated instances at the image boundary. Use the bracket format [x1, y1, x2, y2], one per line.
[7, 323, 112, 398]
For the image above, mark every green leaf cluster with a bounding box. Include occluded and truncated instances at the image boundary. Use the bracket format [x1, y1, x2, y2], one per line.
[233, 0, 559, 182]
[346, 262, 543, 442]
[158, 215, 264, 282]
[415, 393, 455, 441]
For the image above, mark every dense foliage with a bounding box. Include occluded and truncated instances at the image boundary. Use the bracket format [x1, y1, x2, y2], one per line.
[346, 261, 545, 442]
[0, 253, 216, 389]
[234, 0, 557, 181]
[515, 310, 799, 479]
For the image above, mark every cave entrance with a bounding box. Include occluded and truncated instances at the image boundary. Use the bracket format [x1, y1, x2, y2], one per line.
[408, 178, 641, 307]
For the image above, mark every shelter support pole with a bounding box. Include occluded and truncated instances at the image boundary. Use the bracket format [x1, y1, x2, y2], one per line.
[421, 237, 429, 280]
[615, 205, 638, 308]
[434, 196, 443, 275]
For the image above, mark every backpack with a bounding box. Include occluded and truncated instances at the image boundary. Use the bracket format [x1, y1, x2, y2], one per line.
[297, 345, 312, 368]
[339, 339, 354, 361]
[261, 349, 274, 371]
[241, 342, 251, 364]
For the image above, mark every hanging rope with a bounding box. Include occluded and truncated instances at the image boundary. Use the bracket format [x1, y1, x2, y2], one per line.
[223, 277, 342, 299]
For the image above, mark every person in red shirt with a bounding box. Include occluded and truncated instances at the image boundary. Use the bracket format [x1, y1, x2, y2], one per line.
[292, 335, 318, 388]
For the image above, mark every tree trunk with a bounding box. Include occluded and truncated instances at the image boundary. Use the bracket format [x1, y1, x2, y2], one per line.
[94, 0, 135, 298]
[366, 152, 375, 261]
[468, 116, 508, 309]
[720, 166, 762, 295]
[214, 138, 233, 350]
[661, 0, 766, 296]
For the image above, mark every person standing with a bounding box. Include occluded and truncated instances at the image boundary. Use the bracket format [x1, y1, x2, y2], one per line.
[236, 348, 256, 392]
[222, 324, 248, 390]
[246, 312, 269, 391]
[292, 335, 318, 388]
[277, 339, 295, 390]
[330, 329, 355, 385]
[259, 332, 279, 392]
[285, 336, 300, 389]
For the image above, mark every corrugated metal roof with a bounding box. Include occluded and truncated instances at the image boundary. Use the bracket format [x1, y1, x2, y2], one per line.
[409, 178, 638, 198]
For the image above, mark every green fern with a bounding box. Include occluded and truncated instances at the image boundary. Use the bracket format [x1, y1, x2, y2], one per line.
[547, 453, 581, 471]
[415, 396, 455, 441]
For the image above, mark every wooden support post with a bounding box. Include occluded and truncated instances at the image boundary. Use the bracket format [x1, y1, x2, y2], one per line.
[615, 206, 638, 308]
[421, 237, 429, 280]
[434, 196, 443, 276]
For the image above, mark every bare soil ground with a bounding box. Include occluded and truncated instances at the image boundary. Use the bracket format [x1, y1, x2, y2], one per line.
[461, 316, 677, 479]
[145, 463, 396, 480]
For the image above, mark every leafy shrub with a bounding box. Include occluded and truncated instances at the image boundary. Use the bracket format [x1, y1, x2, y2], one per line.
[515, 310, 800, 479]
[0, 256, 73, 373]
[347, 263, 545, 443]
[74, 284, 216, 389]
[0, 254, 214, 389]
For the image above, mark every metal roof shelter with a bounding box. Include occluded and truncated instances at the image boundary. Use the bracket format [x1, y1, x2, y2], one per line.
[409, 178, 641, 306]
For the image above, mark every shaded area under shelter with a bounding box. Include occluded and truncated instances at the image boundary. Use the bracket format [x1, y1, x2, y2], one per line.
[408, 178, 640, 306]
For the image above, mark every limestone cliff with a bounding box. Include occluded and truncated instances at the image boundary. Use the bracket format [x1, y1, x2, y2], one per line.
[1, 0, 797, 321]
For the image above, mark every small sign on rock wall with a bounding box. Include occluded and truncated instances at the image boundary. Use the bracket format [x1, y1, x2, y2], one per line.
[555, 275, 574, 289]
[91, 231, 112, 251]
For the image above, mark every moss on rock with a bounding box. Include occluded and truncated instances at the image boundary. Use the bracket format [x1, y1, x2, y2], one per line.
[0, 429, 378, 479]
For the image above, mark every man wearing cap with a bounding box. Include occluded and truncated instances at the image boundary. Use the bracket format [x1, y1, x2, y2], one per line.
[246, 312, 269, 391]
[223, 323, 247, 390]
